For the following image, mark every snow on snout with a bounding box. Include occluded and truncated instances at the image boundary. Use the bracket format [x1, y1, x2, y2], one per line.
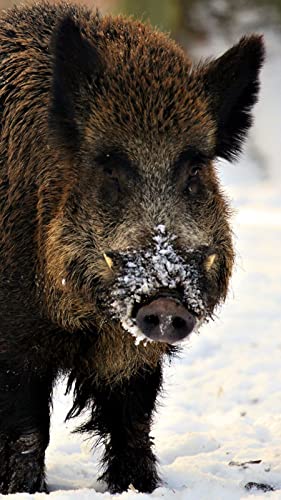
[110, 225, 206, 344]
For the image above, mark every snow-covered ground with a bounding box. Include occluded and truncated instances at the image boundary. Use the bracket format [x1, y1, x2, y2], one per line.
[4, 15, 281, 500]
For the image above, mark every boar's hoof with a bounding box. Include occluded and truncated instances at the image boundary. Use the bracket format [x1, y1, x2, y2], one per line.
[136, 297, 196, 343]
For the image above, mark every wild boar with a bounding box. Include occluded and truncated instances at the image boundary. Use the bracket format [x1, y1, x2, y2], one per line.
[0, 1, 264, 494]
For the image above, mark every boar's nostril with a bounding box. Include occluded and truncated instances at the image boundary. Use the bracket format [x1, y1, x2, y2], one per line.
[172, 316, 186, 329]
[144, 315, 159, 327]
[136, 297, 196, 344]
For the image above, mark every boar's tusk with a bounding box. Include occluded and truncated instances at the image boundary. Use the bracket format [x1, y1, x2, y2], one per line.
[205, 253, 217, 271]
[103, 253, 114, 270]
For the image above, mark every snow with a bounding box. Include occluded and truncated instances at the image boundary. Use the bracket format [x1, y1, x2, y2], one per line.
[3, 14, 281, 500]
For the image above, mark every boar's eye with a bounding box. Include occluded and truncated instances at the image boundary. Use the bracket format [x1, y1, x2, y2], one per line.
[95, 150, 136, 206]
[185, 166, 201, 195]
[102, 166, 122, 202]
[175, 148, 208, 197]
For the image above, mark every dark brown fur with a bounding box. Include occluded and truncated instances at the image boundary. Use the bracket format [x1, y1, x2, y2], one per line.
[0, 1, 264, 494]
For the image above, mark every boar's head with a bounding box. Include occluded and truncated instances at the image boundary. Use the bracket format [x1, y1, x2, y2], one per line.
[45, 13, 264, 345]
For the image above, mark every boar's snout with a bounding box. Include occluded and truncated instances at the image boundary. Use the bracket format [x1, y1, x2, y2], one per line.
[136, 297, 196, 344]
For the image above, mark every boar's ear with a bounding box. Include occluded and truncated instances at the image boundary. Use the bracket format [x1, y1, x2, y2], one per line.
[202, 35, 265, 160]
[49, 16, 102, 153]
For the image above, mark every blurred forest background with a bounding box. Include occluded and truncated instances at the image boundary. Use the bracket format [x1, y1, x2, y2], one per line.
[1, 0, 281, 36]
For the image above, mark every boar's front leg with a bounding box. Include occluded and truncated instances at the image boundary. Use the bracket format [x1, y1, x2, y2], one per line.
[0, 361, 54, 494]
[78, 362, 162, 493]
[98, 363, 162, 493]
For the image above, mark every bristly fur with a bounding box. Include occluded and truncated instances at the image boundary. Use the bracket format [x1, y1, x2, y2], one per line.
[0, 0, 264, 494]
[67, 362, 163, 493]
